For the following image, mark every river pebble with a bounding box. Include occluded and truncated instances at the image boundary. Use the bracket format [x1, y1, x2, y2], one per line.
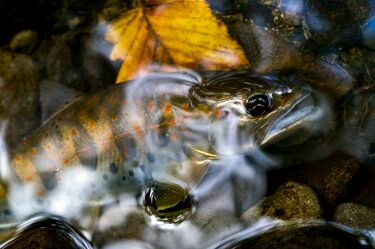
[268, 153, 361, 210]
[0, 50, 40, 146]
[9, 30, 39, 54]
[334, 202, 375, 229]
[261, 181, 322, 220]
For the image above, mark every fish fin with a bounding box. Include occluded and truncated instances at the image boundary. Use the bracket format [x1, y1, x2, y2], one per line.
[40, 80, 83, 123]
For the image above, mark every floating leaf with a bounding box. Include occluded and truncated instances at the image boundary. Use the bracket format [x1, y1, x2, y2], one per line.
[106, 0, 249, 82]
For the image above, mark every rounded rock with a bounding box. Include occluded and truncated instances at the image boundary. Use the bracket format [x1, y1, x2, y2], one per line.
[210, 221, 374, 249]
[0, 50, 41, 146]
[262, 181, 322, 220]
[334, 202, 375, 229]
[1, 216, 92, 249]
[9, 30, 39, 54]
[93, 207, 147, 248]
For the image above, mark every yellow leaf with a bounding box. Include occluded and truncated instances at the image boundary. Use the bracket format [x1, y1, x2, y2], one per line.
[106, 0, 249, 82]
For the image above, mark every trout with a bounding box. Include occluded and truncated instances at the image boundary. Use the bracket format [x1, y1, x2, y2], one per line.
[5, 71, 334, 219]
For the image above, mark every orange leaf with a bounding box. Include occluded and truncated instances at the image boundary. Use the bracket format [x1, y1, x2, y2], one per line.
[105, 0, 250, 82]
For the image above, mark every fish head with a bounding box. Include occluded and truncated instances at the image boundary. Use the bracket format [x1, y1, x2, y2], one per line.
[189, 71, 335, 159]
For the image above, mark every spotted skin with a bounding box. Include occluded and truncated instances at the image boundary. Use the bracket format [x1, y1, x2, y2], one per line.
[8, 71, 328, 205]
[10, 73, 198, 199]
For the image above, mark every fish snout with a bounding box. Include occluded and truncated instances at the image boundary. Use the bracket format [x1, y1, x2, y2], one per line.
[258, 88, 335, 151]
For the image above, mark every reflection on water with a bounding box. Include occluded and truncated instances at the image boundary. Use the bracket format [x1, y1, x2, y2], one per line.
[143, 180, 193, 225]
[1, 215, 92, 249]
[0, 0, 375, 248]
[0, 70, 342, 247]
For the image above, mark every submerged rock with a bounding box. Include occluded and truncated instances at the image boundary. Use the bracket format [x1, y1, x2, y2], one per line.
[352, 165, 375, 209]
[9, 30, 39, 54]
[334, 203, 375, 229]
[0, 50, 41, 146]
[227, 19, 353, 98]
[295, 154, 361, 208]
[0, 216, 92, 249]
[209, 221, 374, 249]
[93, 205, 147, 248]
[302, 0, 369, 48]
[261, 181, 322, 220]
[268, 153, 361, 210]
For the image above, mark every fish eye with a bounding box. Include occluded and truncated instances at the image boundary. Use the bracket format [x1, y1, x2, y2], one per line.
[245, 94, 273, 116]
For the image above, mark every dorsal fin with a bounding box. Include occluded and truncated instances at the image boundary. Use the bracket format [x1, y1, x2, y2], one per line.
[40, 80, 83, 123]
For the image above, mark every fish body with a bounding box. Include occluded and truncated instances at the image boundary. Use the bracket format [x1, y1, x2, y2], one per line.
[6, 71, 334, 218]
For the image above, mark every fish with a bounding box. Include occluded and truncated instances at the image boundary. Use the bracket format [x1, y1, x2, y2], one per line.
[4, 70, 335, 219]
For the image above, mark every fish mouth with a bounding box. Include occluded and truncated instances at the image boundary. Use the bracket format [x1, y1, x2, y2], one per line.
[259, 87, 332, 150]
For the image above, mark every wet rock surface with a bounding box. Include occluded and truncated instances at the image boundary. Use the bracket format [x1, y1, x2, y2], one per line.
[334, 203, 375, 229]
[33, 30, 117, 91]
[351, 165, 375, 209]
[267, 153, 362, 212]
[261, 181, 322, 220]
[0, 50, 41, 146]
[9, 30, 39, 54]
[1, 216, 92, 249]
[93, 207, 147, 248]
[211, 221, 374, 249]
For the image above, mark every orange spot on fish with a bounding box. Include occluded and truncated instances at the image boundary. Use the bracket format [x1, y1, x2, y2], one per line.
[182, 103, 190, 112]
[164, 103, 172, 114]
[132, 123, 144, 138]
[63, 159, 69, 165]
[15, 156, 21, 162]
[214, 108, 224, 118]
[31, 147, 37, 156]
[88, 119, 96, 129]
[36, 189, 45, 197]
[25, 175, 34, 181]
[71, 128, 78, 137]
